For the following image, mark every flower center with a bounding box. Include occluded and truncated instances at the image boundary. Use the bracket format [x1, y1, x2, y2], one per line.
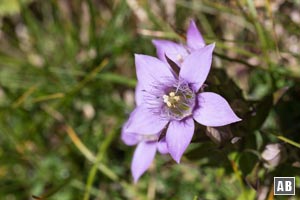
[142, 79, 195, 121]
[161, 82, 195, 120]
[163, 92, 180, 108]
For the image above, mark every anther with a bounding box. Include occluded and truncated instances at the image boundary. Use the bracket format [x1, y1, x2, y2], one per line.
[166, 102, 172, 107]
[163, 95, 169, 102]
[174, 96, 180, 101]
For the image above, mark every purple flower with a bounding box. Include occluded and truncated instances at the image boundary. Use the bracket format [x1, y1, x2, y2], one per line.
[122, 20, 241, 182]
[122, 121, 168, 183]
[124, 44, 241, 167]
[152, 20, 206, 66]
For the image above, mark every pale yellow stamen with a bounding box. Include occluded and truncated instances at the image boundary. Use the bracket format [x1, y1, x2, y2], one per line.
[174, 96, 180, 101]
[163, 95, 169, 103]
[163, 92, 180, 107]
[166, 102, 172, 107]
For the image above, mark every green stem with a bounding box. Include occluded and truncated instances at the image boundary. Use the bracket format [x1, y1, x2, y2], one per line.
[277, 136, 300, 148]
[83, 127, 118, 200]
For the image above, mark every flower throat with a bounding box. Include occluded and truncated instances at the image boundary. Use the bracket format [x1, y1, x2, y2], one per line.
[162, 82, 195, 120]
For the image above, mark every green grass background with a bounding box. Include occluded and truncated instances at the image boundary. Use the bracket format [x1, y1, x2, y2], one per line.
[0, 0, 300, 199]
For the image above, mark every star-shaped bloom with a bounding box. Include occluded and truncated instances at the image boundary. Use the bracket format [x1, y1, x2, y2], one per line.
[152, 20, 206, 66]
[124, 44, 241, 168]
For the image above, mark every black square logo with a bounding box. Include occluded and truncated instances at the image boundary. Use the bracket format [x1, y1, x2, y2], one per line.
[274, 177, 295, 195]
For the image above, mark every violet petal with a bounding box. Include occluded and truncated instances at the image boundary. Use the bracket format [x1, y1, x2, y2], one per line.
[135, 54, 174, 91]
[131, 142, 157, 183]
[166, 118, 194, 163]
[157, 139, 168, 154]
[179, 43, 215, 92]
[135, 83, 143, 106]
[187, 20, 206, 50]
[193, 92, 241, 127]
[152, 39, 188, 66]
[121, 123, 139, 146]
[125, 105, 169, 135]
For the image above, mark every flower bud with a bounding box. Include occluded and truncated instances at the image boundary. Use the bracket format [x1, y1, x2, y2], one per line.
[261, 143, 287, 168]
